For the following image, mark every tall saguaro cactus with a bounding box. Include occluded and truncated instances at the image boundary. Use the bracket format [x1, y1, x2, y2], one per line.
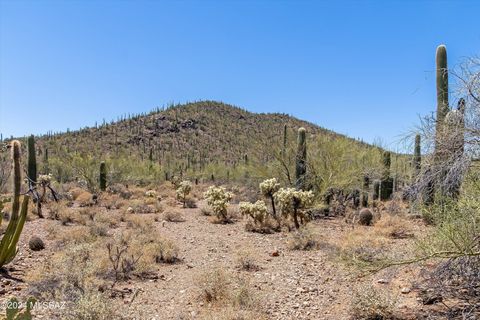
[295, 127, 307, 190]
[413, 134, 421, 177]
[0, 140, 29, 267]
[27, 135, 37, 183]
[380, 151, 393, 200]
[99, 161, 107, 191]
[436, 45, 449, 127]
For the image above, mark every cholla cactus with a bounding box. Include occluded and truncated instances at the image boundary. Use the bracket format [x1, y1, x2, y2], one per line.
[274, 187, 314, 229]
[203, 186, 233, 222]
[239, 200, 268, 225]
[171, 175, 181, 189]
[145, 190, 157, 198]
[259, 178, 280, 217]
[176, 181, 192, 207]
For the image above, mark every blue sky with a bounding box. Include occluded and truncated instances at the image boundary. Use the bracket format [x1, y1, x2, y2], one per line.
[1, 0, 479, 149]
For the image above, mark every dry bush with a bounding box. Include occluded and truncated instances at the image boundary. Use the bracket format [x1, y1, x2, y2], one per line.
[88, 223, 109, 237]
[287, 227, 320, 250]
[128, 199, 161, 214]
[65, 291, 117, 320]
[125, 215, 154, 233]
[145, 237, 179, 264]
[200, 207, 211, 216]
[100, 193, 127, 210]
[163, 210, 185, 222]
[68, 187, 87, 200]
[236, 250, 260, 272]
[350, 285, 397, 320]
[55, 226, 96, 245]
[374, 214, 414, 239]
[244, 217, 278, 234]
[196, 269, 266, 319]
[95, 211, 120, 228]
[197, 268, 230, 303]
[27, 241, 116, 319]
[337, 229, 390, 269]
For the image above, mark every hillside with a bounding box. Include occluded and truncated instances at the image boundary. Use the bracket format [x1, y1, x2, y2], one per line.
[14, 101, 398, 191]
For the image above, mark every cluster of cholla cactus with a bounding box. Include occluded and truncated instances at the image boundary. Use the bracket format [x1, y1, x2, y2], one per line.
[0, 140, 29, 268]
[274, 187, 314, 229]
[145, 190, 157, 197]
[203, 186, 233, 222]
[176, 180, 192, 207]
[259, 177, 280, 217]
[239, 200, 268, 226]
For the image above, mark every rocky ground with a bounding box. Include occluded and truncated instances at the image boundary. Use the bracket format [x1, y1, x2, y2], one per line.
[0, 187, 447, 320]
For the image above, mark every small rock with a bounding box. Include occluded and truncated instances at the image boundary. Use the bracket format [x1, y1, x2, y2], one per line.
[377, 279, 388, 284]
[271, 249, 280, 257]
[401, 287, 411, 294]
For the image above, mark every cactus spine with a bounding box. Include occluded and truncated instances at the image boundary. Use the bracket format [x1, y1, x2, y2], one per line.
[27, 135, 37, 183]
[0, 141, 29, 267]
[295, 127, 307, 190]
[99, 161, 107, 191]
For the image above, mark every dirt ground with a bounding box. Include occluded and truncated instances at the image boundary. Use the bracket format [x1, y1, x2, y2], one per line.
[0, 189, 442, 320]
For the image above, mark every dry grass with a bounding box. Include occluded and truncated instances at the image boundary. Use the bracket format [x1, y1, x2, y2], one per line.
[287, 227, 321, 250]
[197, 268, 230, 303]
[336, 228, 390, 269]
[350, 285, 397, 320]
[373, 214, 414, 239]
[163, 210, 185, 222]
[196, 269, 266, 319]
[236, 250, 261, 272]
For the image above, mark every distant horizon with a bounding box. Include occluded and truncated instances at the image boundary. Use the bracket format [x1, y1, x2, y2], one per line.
[1, 0, 479, 150]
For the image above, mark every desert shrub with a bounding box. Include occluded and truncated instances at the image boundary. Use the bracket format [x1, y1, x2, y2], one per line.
[176, 180, 192, 207]
[88, 223, 109, 237]
[65, 291, 117, 320]
[287, 227, 320, 250]
[374, 214, 413, 239]
[197, 268, 229, 303]
[204, 186, 234, 223]
[274, 187, 314, 229]
[417, 194, 480, 260]
[163, 210, 185, 222]
[350, 285, 397, 320]
[236, 250, 260, 272]
[94, 211, 120, 228]
[125, 215, 154, 234]
[337, 229, 391, 269]
[418, 256, 480, 316]
[150, 238, 179, 264]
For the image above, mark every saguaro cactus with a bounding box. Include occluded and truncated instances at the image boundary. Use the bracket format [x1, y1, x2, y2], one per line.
[27, 135, 37, 183]
[413, 134, 421, 177]
[295, 127, 307, 190]
[380, 151, 393, 200]
[0, 140, 29, 267]
[99, 161, 107, 191]
[282, 124, 287, 158]
[361, 175, 369, 207]
[436, 45, 449, 129]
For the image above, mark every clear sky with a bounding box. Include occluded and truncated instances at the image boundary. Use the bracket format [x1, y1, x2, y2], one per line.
[1, 0, 479, 149]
